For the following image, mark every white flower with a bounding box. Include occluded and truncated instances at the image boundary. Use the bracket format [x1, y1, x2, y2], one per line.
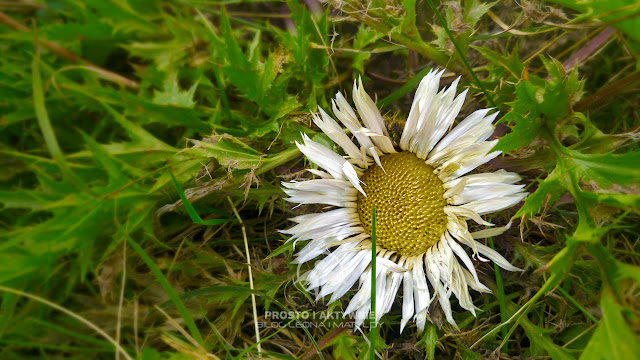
[282, 69, 527, 332]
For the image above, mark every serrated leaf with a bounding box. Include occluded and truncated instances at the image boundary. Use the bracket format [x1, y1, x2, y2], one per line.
[464, 0, 498, 26]
[517, 311, 574, 359]
[394, 0, 420, 39]
[516, 168, 565, 218]
[494, 115, 542, 153]
[182, 136, 263, 170]
[351, 25, 382, 73]
[153, 73, 199, 108]
[495, 81, 542, 152]
[330, 332, 357, 360]
[474, 45, 525, 79]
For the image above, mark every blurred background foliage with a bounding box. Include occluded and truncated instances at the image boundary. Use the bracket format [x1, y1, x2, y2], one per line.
[0, 0, 639, 358]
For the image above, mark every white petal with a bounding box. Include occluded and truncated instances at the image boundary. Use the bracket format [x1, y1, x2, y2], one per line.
[377, 257, 408, 273]
[295, 231, 359, 264]
[451, 184, 526, 205]
[352, 77, 390, 138]
[374, 270, 389, 324]
[296, 134, 347, 180]
[425, 246, 457, 328]
[384, 272, 403, 316]
[444, 206, 493, 226]
[415, 309, 427, 333]
[445, 150, 502, 182]
[460, 192, 527, 215]
[315, 109, 365, 166]
[283, 182, 357, 207]
[307, 168, 332, 179]
[431, 109, 497, 156]
[400, 266, 415, 333]
[444, 233, 489, 293]
[450, 261, 477, 315]
[306, 242, 359, 290]
[454, 235, 522, 272]
[325, 250, 372, 303]
[461, 267, 491, 293]
[401, 69, 444, 151]
[345, 268, 371, 315]
[342, 161, 366, 197]
[369, 146, 384, 170]
[412, 255, 430, 314]
[435, 140, 499, 179]
[444, 169, 521, 189]
[332, 96, 376, 153]
[470, 221, 512, 239]
[424, 88, 468, 156]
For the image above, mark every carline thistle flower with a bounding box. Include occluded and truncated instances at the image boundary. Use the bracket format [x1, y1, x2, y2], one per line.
[281, 69, 527, 332]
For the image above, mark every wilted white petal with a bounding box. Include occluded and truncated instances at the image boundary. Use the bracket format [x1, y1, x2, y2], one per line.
[332, 96, 379, 157]
[315, 108, 365, 166]
[401, 70, 434, 150]
[470, 221, 512, 239]
[445, 232, 487, 293]
[325, 250, 372, 303]
[400, 264, 415, 333]
[296, 134, 347, 180]
[342, 161, 366, 197]
[444, 206, 493, 226]
[412, 255, 430, 314]
[431, 109, 497, 155]
[460, 192, 527, 215]
[353, 77, 390, 138]
[444, 169, 521, 189]
[452, 184, 526, 205]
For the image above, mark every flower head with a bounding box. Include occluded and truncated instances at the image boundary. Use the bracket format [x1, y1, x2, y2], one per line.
[282, 70, 526, 332]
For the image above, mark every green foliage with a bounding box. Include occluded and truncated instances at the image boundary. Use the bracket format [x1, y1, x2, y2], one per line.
[547, 0, 640, 43]
[1, 0, 639, 359]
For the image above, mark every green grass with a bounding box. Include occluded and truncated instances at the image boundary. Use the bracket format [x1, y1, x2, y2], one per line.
[1, 0, 639, 359]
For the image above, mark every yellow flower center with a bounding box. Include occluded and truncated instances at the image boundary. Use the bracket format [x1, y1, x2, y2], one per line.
[356, 152, 448, 256]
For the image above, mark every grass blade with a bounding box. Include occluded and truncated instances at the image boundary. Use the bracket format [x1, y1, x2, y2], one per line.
[169, 170, 232, 226]
[369, 204, 376, 360]
[32, 40, 84, 188]
[0, 286, 133, 360]
[126, 236, 204, 346]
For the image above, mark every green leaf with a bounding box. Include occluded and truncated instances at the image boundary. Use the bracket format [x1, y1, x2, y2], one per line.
[580, 289, 640, 360]
[546, 0, 640, 43]
[79, 131, 129, 189]
[474, 45, 525, 79]
[421, 323, 438, 360]
[515, 168, 565, 218]
[567, 150, 640, 188]
[181, 135, 263, 170]
[514, 307, 574, 360]
[351, 25, 382, 74]
[393, 0, 420, 39]
[153, 73, 199, 108]
[265, 239, 294, 260]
